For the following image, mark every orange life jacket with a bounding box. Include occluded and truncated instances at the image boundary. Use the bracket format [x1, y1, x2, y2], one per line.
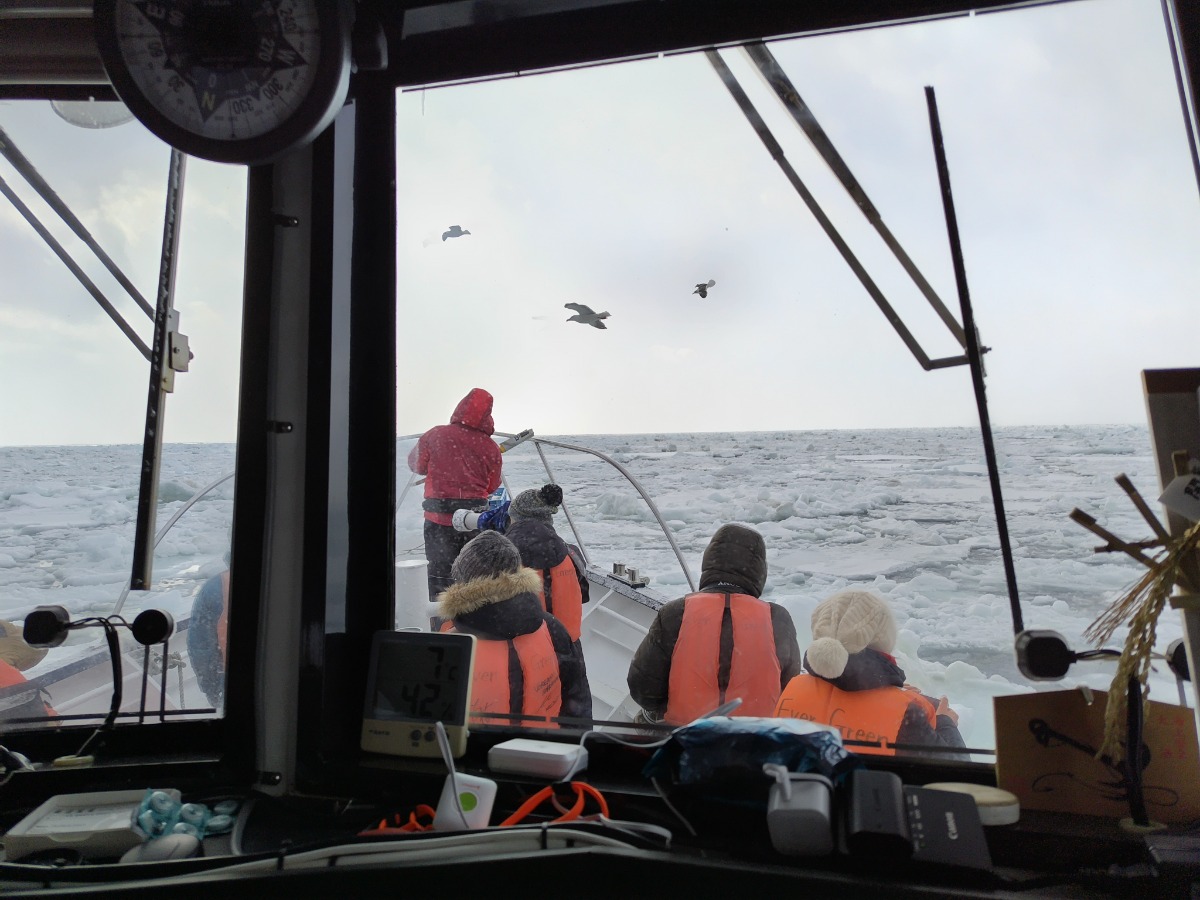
[663, 592, 782, 726]
[0, 659, 23, 689]
[218, 570, 230, 657]
[0, 659, 57, 720]
[455, 623, 562, 728]
[773, 674, 936, 756]
[535, 557, 583, 641]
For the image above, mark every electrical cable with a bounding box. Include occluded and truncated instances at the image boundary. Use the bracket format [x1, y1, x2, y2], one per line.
[158, 634, 169, 722]
[434, 720, 469, 830]
[651, 776, 698, 837]
[67, 618, 122, 761]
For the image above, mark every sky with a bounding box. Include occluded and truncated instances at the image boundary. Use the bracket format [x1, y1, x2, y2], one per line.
[2, 0, 1199, 445]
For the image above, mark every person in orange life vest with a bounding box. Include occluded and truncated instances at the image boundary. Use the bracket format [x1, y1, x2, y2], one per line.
[626, 523, 803, 726]
[504, 484, 589, 652]
[773, 589, 967, 759]
[188, 568, 229, 708]
[0, 619, 56, 721]
[437, 531, 592, 725]
[408, 388, 503, 601]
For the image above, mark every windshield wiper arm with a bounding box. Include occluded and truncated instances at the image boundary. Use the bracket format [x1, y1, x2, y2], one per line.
[742, 42, 967, 348]
[705, 48, 967, 372]
[0, 124, 154, 319]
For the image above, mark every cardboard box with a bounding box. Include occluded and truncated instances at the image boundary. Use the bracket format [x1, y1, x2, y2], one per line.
[994, 688, 1200, 825]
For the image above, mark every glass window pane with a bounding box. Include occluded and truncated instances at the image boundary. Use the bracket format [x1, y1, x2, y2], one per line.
[0, 100, 245, 729]
[393, 0, 1198, 758]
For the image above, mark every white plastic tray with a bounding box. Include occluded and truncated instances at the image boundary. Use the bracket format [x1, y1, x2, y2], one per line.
[3, 788, 175, 861]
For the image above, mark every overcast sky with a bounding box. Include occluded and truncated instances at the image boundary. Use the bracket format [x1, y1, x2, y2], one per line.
[2, 0, 1198, 446]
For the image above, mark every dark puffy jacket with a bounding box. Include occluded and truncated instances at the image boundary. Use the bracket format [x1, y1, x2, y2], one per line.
[188, 572, 226, 707]
[408, 388, 502, 526]
[788, 647, 968, 759]
[438, 567, 592, 721]
[627, 522, 802, 722]
[627, 588, 803, 721]
[504, 518, 588, 640]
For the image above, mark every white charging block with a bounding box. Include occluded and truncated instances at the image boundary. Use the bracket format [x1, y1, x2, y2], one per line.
[433, 773, 497, 831]
[487, 738, 587, 780]
[765, 768, 834, 857]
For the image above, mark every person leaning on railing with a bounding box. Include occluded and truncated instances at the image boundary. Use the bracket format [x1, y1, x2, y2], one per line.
[408, 388, 503, 601]
[503, 484, 590, 654]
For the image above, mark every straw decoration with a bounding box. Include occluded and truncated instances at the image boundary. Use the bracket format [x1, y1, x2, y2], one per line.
[1083, 518, 1200, 763]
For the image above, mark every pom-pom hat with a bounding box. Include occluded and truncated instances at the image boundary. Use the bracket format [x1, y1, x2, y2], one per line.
[806, 589, 898, 680]
[510, 484, 563, 523]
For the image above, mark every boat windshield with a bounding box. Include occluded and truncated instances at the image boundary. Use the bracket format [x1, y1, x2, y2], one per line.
[393, 0, 1200, 759]
[0, 100, 246, 730]
[2, 0, 1196, 766]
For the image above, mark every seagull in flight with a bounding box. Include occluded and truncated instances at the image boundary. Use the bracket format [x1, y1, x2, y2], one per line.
[442, 225, 471, 241]
[565, 303, 610, 329]
[693, 279, 716, 298]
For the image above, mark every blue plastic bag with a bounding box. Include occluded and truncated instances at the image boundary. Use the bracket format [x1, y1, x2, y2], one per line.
[643, 716, 860, 788]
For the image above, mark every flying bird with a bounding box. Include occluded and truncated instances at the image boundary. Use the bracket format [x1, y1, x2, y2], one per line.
[442, 225, 471, 241]
[693, 279, 716, 298]
[565, 303, 610, 329]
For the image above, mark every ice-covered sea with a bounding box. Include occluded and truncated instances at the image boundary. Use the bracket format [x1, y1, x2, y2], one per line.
[1, 424, 1191, 752]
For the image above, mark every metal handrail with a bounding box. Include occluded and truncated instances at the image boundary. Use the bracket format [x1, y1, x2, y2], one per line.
[397, 430, 697, 592]
[112, 470, 235, 617]
[525, 436, 697, 593]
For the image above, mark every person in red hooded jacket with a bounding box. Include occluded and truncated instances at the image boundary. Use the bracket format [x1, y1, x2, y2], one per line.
[408, 388, 503, 600]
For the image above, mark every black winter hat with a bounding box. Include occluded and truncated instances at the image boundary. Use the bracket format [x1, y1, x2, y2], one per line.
[699, 523, 768, 597]
[450, 531, 524, 583]
[510, 483, 563, 523]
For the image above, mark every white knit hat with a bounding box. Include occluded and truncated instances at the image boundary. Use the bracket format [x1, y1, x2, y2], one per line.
[806, 589, 898, 679]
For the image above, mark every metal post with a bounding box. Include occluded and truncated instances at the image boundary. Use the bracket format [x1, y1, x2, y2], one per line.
[925, 86, 1024, 633]
[130, 149, 186, 590]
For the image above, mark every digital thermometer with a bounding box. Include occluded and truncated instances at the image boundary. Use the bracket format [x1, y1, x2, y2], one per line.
[360, 631, 476, 758]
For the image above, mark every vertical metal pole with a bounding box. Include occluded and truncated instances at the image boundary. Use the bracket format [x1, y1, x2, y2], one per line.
[130, 149, 187, 590]
[924, 87, 1024, 633]
[533, 440, 587, 563]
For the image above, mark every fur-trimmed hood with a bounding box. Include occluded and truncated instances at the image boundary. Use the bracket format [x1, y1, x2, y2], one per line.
[438, 567, 542, 620]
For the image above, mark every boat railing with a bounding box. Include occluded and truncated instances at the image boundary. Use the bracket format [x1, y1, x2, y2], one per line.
[397, 430, 697, 592]
[111, 470, 236, 619]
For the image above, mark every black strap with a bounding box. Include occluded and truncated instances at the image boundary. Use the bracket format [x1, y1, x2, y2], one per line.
[507, 639, 523, 717]
[421, 497, 487, 513]
[541, 567, 554, 615]
[717, 593, 733, 703]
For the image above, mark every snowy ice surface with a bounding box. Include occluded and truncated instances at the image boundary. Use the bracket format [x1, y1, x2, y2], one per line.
[401, 423, 1192, 753]
[2, 425, 1192, 756]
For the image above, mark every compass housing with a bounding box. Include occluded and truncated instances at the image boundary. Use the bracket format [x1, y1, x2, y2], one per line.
[94, 0, 352, 165]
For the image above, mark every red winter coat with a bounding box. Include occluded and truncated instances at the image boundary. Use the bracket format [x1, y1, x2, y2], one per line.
[407, 388, 502, 526]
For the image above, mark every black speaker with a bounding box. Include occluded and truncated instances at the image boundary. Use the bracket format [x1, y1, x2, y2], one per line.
[22, 605, 70, 648]
[1015, 629, 1075, 680]
[1167, 638, 1191, 682]
[131, 609, 175, 646]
